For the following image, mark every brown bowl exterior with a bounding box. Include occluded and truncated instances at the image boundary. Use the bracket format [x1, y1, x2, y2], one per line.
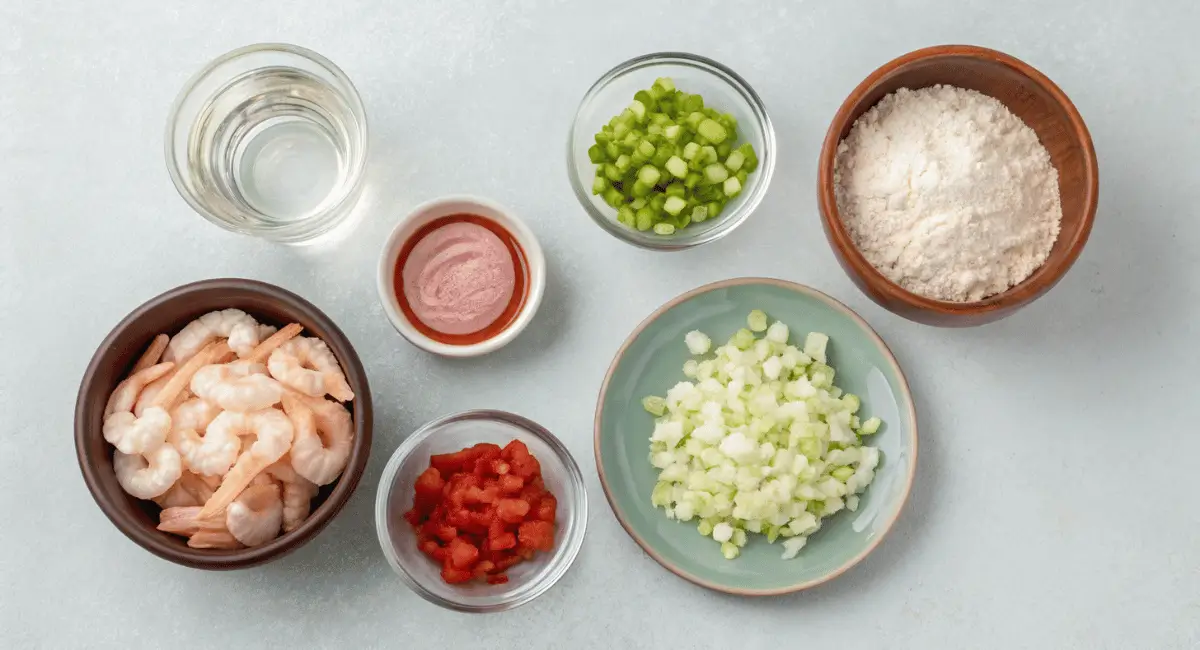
[75, 279, 373, 569]
[818, 44, 1098, 326]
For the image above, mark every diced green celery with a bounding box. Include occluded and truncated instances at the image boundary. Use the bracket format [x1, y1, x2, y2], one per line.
[664, 182, 686, 198]
[682, 93, 704, 113]
[630, 197, 647, 210]
[604, 142, 620, 160]
[613, 121, 630, 140]
[725, 150, 746, 171]
[646, 123, 663, 136]
[637, 165, 661, 186]
[628, 99, 647, 122]
[635, 207, 655, 231]
[731, 328, 755, 350]
[602, 187, 624, 208]
[665, 155, 688, 178]
[650, 193, 668, 211]
[604, 163, 623, 182]
[684, 172, 702, 189]
[621, 131, 640, 149]
[664, 124, 682, 141]
[651, 146, 673, 168]
[637, 140, 656, 158]
[723, 176, 742, 197]
[664, 195, 687, 216]
[700, 145, 718, 164]
[633, 90, 656, 110]
[691, 205, 709, 223]
[747, 309, 768, 332]
[658, 99, 675, 114]
[682, 141, 701, 161]
[595, 130, 612, 145]
[697, 118, 728, 144]
[738, 142, 759, 172]
[860, 417, 882, 435]
[653, 223, 676, 235]
[704, 164, 730, 184]
[591, 175, 607, 195]
[716, 141, 732, 159]
[649, 112, 671, 126]
[735, 169, 748, 186]
[587, 144, 605, 163]
[617, 205, 635, 227]
[614, 154, 631, 172]
[672, 211, 691, 229]
[631, 180, 652, 198]
[831, 466, 855, 481]
[706, 201, 724, 219]
[653, 77, 676, 93]
[719, 112, 738, 131]
[841, 394, 861, 414]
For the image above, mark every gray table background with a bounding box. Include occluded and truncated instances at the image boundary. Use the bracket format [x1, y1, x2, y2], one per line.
[2, 1, 1198, 648]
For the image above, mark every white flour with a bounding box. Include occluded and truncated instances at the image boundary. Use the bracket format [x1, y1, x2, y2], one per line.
[834, 85, 1063, 302]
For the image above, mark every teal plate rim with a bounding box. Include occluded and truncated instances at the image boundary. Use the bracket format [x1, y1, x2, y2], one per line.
[593, 277, 919, 595]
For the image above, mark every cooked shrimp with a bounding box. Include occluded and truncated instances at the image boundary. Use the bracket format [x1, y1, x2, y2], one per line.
[267, 457, 318, 533]
[114, 445, 182, 500]
[171, 420, 241, 477]
[104, 362, 174, 418]
[241, 323, 304, 364]
[191, 361, 282, 412]
[104, 343, 228, 455]
[282, 393, 352, 486]
[131, 334, 170, 374]
[133, 371, 191, 417]
[198, 409, 294, 518]
[225, 483, 284, 547]
[257, 324, 278, 340]
[153, 471, 217, 508]
[171, 398, 222, 432]
[188, 529, 244, 550]
[268, 337, 354, 402]
[163, 309, 261, 363]
[157, 505, 225, 536]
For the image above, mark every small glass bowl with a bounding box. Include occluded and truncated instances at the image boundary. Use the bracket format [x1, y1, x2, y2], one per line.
[567, 52, 776, 251]
[374, 410, 588, 613]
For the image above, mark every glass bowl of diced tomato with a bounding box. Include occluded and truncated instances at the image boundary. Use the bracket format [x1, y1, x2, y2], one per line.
[374, 410, 588, 612]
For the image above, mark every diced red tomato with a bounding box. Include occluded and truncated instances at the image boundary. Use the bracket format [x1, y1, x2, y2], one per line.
[405, 439, 559, 586]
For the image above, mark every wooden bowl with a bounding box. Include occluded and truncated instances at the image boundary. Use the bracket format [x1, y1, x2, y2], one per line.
[817, 45, 1098, 326]
[75, 279, 373, 569]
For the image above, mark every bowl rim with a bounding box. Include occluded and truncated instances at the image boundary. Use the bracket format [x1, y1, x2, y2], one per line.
[817, 44, 1099, 319]
[375, 194, 547, 358]
[74, 277, 373, 569]
[567, 51, 777, 251]
[373, 409, 589, 613]
[593, 277, 918, 595]
[164, 42, 370, 243]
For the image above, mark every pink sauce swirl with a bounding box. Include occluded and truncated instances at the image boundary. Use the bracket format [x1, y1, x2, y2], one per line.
[401, 222, 517, 335]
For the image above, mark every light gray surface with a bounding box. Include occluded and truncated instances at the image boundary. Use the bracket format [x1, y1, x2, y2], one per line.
[1, 1, 1197, 648]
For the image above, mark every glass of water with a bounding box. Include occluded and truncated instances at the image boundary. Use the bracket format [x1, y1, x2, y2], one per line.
[166, 43, 368, 243]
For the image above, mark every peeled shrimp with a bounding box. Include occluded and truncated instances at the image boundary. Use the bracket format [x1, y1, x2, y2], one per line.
[133, 371, 192, 417]
[157, 505, 225, 536]
[130, 334, 170, 374]
[282, 393, 353, 486]
[163, 309, 261, 363]
[198, 408, 295, 518]
[104, 362, 174, 419]
[225, 483, 284, 547]
[267, 457, 319, 533]
[188, 529, 244, 550]
[190, 361, 282, 413]
[104, 343, 228, 456]
[268, 337, 354, 402]
[153, 471, 217, 508]
[114, 445, 182, 500]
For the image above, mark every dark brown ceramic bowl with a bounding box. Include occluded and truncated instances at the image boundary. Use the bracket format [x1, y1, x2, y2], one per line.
[75, 278, 373, 569]
[818, 44, 1099, 327]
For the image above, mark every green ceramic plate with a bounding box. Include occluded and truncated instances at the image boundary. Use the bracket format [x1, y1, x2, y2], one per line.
[594, 278, 917, 595]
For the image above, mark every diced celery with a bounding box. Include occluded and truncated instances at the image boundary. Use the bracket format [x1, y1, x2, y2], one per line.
[706, 201, 724, 219]
[860, 417, 881, 435]
[634, 207, 655, 231]
[682, 93, 704, 113]
[614, 154, 631, 172]
[723, 176, 742, 197]
[664, 195, 687, 216]
[653, 223, 676, 235]
[653, 77, 675, 92]
[682, 141, 701, 161]
[697, 119, 728, 144]
[664, 124, 682, 141]
[587, 144, 606, 163]
[613, 121, 630, 140]
[700, 145, 718, 164]
[651, 145, 673, 168]
[630, 197, 647, 210]
[704, 164, 730, 184]
[646, 123, 663, 136]
[716, 141, 732, 159]
[685, 111, 706, 130]
[637, 140, 656, 158]
[684, 172, 702, 190]
[725, 150, 745, 172]
[603, 163, 622, 182]
[591, 175, 607, 195]
[628, 99, 647, 122]
[633, 90, 656, 110]
[831, 466, 855, 481]
[665, 155, 688, 178]
[631, 180, 652, 198]
[637, 165, 661, 186]
[664, 182, 686, 198]
[604, 142, 620, 160]
[650, 193, 667, 211]
[747, 309, 768, 332]
[616, 205, 635, 227]
[602, 187, 624, 208]
[691, 205, 709, 223]
[738, 142, 759, 172]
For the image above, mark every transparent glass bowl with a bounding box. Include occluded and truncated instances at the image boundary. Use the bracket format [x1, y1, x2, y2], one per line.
[568, 52, 776, 251]
[165, 43, 368, 243]
[374, 410, 588, 612]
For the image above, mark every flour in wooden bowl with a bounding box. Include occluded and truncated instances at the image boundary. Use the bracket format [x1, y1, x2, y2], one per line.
[833, 85, 1063, 302]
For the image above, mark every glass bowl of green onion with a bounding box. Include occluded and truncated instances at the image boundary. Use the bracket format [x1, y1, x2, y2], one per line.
[568, 52, 775, 250]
